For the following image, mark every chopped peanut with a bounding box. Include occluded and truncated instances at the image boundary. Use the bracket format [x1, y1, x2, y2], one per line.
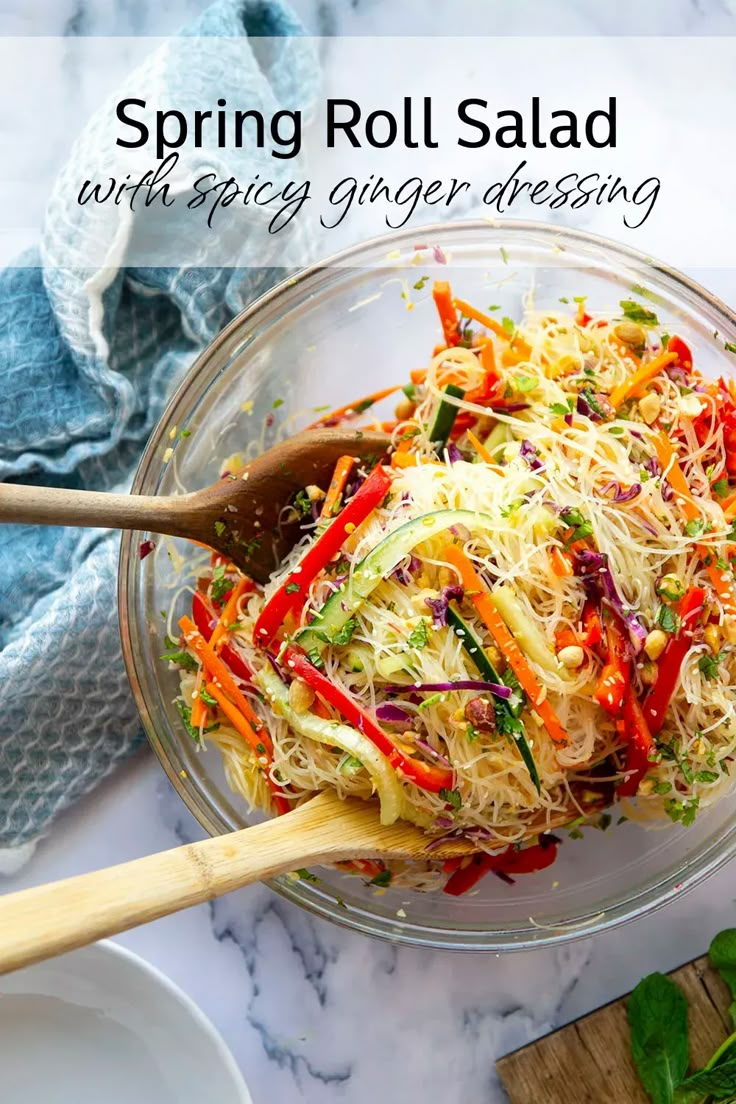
[288, 678, 315, 714]
[558, 645, 584, 669]
[704, 624, 722, 652]
[638, 392, 661, 425]
[644, 629, 668, 661]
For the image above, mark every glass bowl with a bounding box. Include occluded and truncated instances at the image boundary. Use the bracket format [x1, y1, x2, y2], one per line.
[119, 220, 736, 951]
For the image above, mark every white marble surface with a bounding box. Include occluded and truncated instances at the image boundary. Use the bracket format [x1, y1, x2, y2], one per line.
[4, 3, 736, 1102]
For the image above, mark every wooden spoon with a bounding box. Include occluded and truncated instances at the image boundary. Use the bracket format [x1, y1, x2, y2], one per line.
[0, 428, 391, 584]
[0, 782, 612, 976]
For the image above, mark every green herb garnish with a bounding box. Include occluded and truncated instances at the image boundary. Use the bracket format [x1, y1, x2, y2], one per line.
[620, 299, 659, 326]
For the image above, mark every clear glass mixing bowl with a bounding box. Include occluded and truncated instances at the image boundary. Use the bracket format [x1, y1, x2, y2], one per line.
[119, 220, 736, 950]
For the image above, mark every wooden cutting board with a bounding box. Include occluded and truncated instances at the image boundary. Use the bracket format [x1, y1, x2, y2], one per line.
[497, 954, 733, 1104]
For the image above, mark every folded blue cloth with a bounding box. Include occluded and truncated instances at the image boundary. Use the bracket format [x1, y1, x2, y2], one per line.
[0, 0, 318, 848]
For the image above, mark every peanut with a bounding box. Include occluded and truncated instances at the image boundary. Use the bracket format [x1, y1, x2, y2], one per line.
[558, 645, 585, 669]
[644, 629, 668, 661]
[614, 320, 646, 351]
[288, 678, 315, 714]
[638, 391, 661, 425]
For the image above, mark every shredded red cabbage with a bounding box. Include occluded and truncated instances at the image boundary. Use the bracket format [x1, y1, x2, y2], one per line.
[375, 703, 414, 728]
[575, 549, 647, 652]
[387, 679, 512, 699]
[446, 442, 464, 464]
[425, 585, 464, 627]
[520, 439, 544, 471]
[392, 553, 420, 586]
[414, 737, 452, 769]
[600, 481, 642, 504]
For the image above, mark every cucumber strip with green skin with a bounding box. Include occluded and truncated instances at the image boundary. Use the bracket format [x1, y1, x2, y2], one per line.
[297, 508, 494, 655]
[446, 605, 540, 793]
[256, 666, 405, 825]
[429, 383, 465, 449]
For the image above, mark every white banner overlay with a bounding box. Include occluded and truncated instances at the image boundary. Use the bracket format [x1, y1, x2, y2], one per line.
[0, 36, 734, 268]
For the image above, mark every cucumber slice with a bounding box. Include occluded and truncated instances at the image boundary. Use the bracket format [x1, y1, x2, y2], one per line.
[447, 605, 540, 793]
[429, 383, 465, 449]
[297, 508, 494, 655]
[256, 666, 404, 825]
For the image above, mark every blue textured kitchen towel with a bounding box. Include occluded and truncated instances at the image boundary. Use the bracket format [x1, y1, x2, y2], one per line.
[0, 0, 318, 850]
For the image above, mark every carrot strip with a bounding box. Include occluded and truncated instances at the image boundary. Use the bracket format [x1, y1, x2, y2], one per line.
[443, 545, 569, 747]
[179, 615, 273, 755]
[723, 495, 736, 520]
[306, 385, 401, 430]
[410, 368, 427, 385]
[466, 429, 495, 465]
[432, 280, 459, 346]
[653, 433, 700, 521]
[210, 576, 253, 652]
[609, 351, 677, 409]
[205, 681, 290, 815]
[453, 298, 510, 341]
[707, 563, 736, 617]
[190, 673, 208, 729]
[320, 455, 355, 521]
[479, 337, 497, 376]
[550, 547, 574, 577]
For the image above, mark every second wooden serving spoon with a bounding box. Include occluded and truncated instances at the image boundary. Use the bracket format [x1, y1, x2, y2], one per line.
[0, 428, 391, 584]
[0, 783, 612, 977]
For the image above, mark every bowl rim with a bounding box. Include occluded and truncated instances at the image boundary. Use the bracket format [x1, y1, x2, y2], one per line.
[119, 218, 736, 951]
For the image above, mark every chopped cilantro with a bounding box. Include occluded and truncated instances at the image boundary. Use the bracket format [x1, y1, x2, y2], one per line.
[660, 333, 670, 349]
[296, 867, 319, 883]
[713, 479, 731, 498]
[307, 647, 325, 668]
[694, 770, 720, 784]
[354, 398, 376, 414]
[725, 341, 736, 354]
[272, 398, 284, 409]
[466, 723, 480, 743]
[559, 296, 570, 304]
[179, 428, 191, 439]
[698, 652, 724, 681]
[560, 507, 593, 546]
[213, 520, 226, 538]
[211, 564, 233, 603]
[620, 299, 659, 326]
[500, 246, 509, 264]
[418, 692, 444, 711]
[408, 619, 430, 649]
[573, 295, 587, 305]
[293, 488, 312, 517]
[664, 796, 699, 826]
[332, 618, 357, 646]
[501, 316, 515, 336]
[652, 781, 672, 795]
[285, 582, 301, 594]
[439, 786, 462, 810]
[369, 869, 393, 887]
[488, 303, 501, 311]
[513, 375, 539, 393]
[685, 518, 707, 538]
[413, 275, 429, 290]
[550, 398, 574, 416]
[161, 648, 198, 671]
[339, 754, 363, 775]
[176, 700, 218, 742]
[657, 605, 681, 634]
[199, 687, 218, 706]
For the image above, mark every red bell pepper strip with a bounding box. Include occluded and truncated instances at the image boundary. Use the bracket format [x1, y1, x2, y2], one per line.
[443, 839, 559, 896]
[281, 645, 454, 794]
[667, 335, 693, 371]
[253, 464, 392, 647]
[594, 613, 628, 715]
[582, 600, 602, 648]
[617, 689, 656, 797]
[432, 280, 459, 347]
[192, 591, 252, 683]
[642, 586, 706, 735]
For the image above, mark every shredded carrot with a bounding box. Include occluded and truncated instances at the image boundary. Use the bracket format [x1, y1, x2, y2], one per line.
[707, 563, 736, 617]
[653, 433, 700, 521]
[452, 298, 510, 341]
[205, 681, 290, 815]
[432, 281, 459, 347]
[478, 337, 497, 376]
[320, 455, 355, 521]
[442, 545, 569, 747]
[210, 576, 254, 652]
[410, 368, 427, 385]
[609, 350, 677, 409]
[466, 429, 495, 465]
[723, 495, 736, 521]
[392, 451, 422, 468]
[190, 673, 208, 729]
[179, 615, 273, 755]
[306, 385, 401, 430]
[550, 547, 574, 577]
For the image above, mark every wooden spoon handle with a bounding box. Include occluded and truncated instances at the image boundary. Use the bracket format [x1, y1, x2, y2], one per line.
[0, 482, 196, 540]
[0, 794, 387, 976]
